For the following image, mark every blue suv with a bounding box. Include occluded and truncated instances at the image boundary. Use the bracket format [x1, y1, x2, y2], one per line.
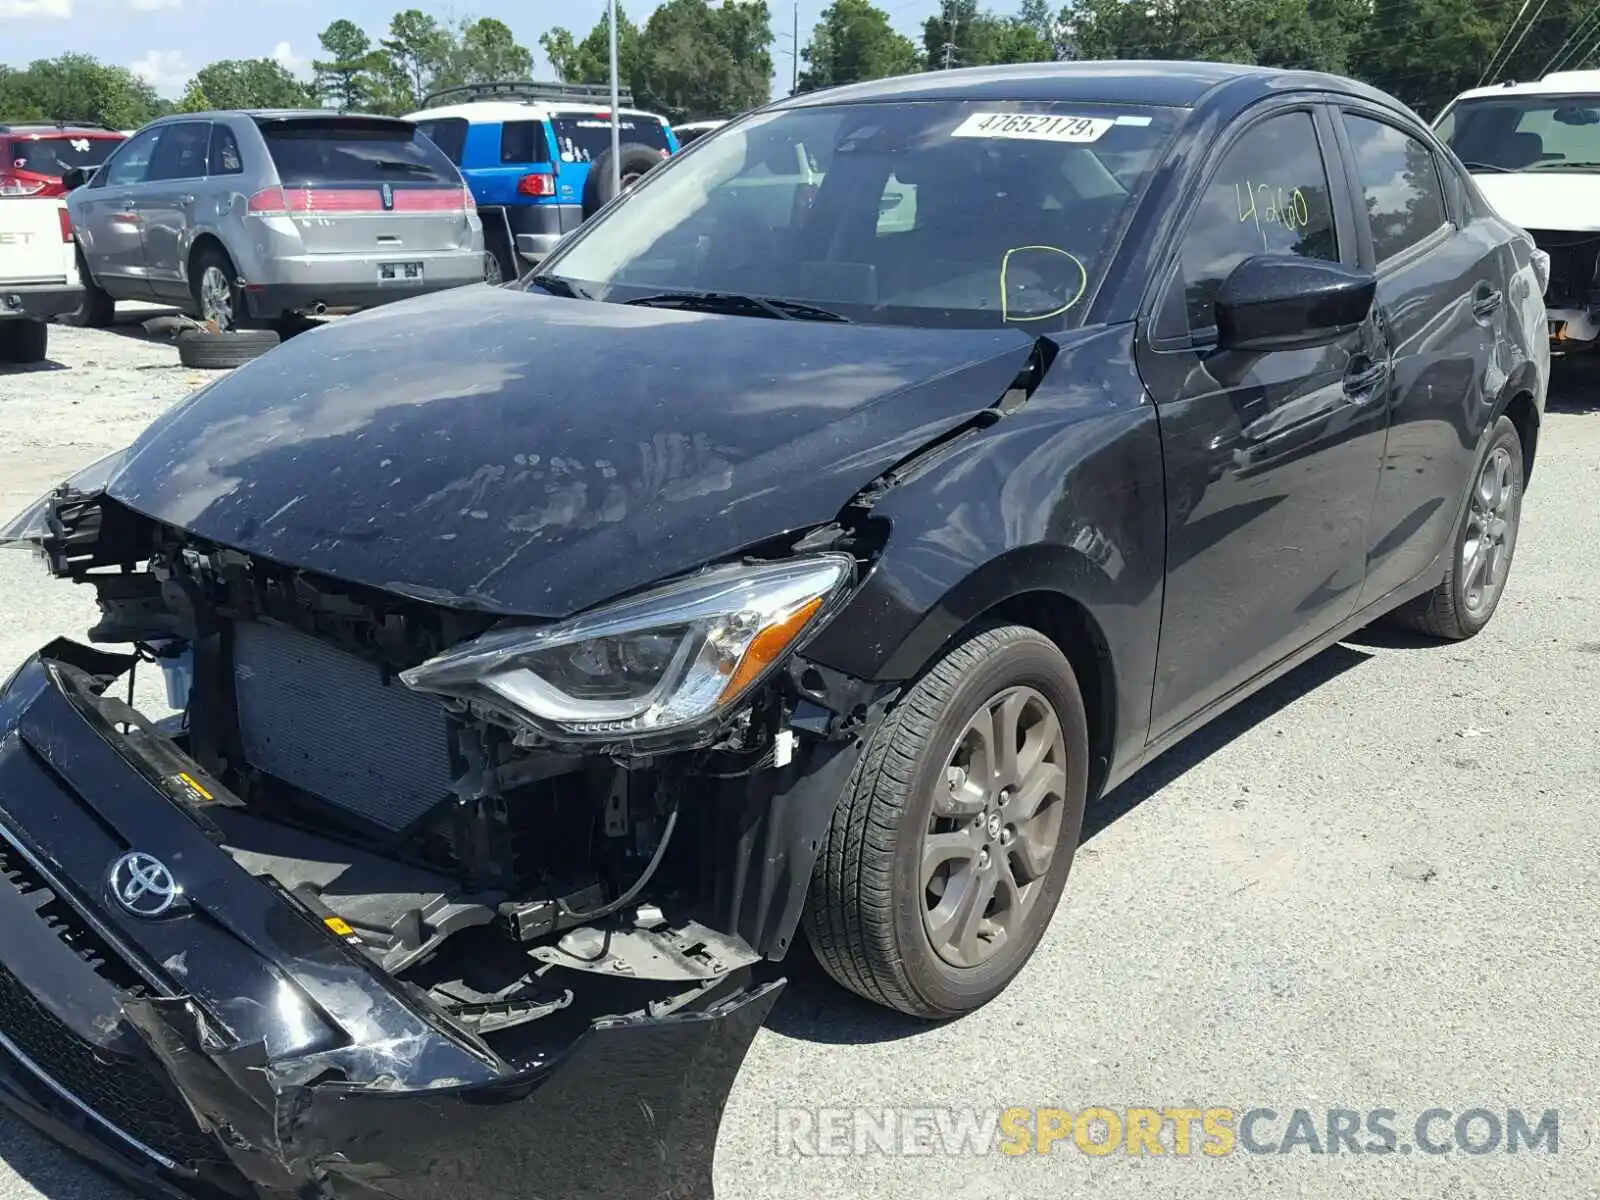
[408, 81, 678, 282]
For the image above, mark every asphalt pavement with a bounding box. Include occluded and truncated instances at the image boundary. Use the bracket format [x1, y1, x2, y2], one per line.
[1, 318, 1597, 1199]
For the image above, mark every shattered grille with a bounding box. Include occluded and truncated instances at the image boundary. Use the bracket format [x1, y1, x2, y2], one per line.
[0, 845, 219, 1165]
[231, 620, 455, 831]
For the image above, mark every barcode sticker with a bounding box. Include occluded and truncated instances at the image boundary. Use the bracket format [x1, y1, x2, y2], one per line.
[950, 112, 1114, 143]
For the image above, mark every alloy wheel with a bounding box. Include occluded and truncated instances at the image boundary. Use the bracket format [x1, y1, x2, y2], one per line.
[921, 685, 1068, 969]
[199, 266, 234, 330]
[483, 250, 504, 286]
[1462, 445, 1517, 614]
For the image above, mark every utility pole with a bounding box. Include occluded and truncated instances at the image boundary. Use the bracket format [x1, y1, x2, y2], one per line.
[792, 0, 799, 93]
[942, 42, 957, 69]
[608, 0, 620, 196]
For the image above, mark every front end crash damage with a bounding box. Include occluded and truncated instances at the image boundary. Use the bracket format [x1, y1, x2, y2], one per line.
[0, 491, 904, 1198]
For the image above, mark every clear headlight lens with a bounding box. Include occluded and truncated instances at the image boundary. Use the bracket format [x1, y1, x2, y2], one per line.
[399, 554, 854, 740]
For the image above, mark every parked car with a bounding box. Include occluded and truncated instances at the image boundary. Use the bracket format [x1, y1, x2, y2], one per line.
[63, 110, 486, 343]
[1436, 68, 1600, 351]
[0, 194, 79, 363]
[0, 60, 1547, 1200]
[671, 118, 727, 147]
[0, 121, 125, 198]
[408, 80, 677, 280]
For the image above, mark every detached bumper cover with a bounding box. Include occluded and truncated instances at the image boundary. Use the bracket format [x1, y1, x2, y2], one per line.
[0, 647, 780, 1199]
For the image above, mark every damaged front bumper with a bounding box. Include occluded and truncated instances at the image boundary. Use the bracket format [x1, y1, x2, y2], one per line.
[0, 648, 781, 1200]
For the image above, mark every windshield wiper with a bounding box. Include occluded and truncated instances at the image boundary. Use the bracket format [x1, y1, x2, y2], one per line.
[1460, 160, 1517, 173]
[1530, 159, 1600, 170]
[528, 274, 590, 300]
[372, 159, 434, 172]
[623, 291, 850, 322]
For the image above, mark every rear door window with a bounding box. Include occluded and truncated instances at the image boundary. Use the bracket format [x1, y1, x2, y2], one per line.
[551, 112, 669, 163]
[145, 121, 211, 182]
[209, 124, 243, 175]
[500, 120, 551, 164]
[260, 118, 459, 184]
[1342, 114, 1450, 264]
[415, 117, 468, 165]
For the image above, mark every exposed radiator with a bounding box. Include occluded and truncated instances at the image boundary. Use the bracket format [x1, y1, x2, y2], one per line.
[230, 621, 454, 831]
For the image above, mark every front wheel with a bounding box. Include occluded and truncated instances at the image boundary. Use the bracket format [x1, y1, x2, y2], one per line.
[803, 623, 1089, 1018]
[1388, 414, 1524, 640]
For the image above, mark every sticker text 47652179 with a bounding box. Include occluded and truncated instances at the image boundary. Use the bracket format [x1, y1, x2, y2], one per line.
[951, 112, 1115, 143]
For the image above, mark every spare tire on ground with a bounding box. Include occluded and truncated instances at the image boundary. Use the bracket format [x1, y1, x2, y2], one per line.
[582, 142, 667, 219]
[176, 327, 280, 370]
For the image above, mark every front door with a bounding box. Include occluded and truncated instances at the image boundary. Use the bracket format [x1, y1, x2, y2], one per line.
[135, 120, 211, 302]
[73, 124, 164, 298]
[1138, 104, 1392, 738]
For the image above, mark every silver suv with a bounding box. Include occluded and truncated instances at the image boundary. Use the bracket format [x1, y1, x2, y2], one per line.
[66, 110, 486, 330]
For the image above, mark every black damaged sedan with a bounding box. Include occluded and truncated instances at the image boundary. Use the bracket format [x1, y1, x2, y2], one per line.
[0, 61, 1547, 1200]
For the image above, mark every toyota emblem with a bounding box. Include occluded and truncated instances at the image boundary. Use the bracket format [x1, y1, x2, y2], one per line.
[108, 852, 181, 917]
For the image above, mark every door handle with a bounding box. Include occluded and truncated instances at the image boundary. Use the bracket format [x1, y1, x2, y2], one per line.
[1343, 358, 1388, 398]
[178, 194, 196, 206]
[1472, 283, 1503, 318]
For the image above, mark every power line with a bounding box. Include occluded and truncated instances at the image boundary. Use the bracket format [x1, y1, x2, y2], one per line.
[1480, 0, 1538, 86]
[1488, 0, 1556, 84]
[1543, 3, 1600, 72]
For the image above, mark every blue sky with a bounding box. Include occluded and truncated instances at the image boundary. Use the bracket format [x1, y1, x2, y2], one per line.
[0, 0, 948, 99]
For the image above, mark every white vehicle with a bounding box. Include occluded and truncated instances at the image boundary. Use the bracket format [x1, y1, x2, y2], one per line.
[1437, 69, 1600, 350]
[0, 196, 80, 364]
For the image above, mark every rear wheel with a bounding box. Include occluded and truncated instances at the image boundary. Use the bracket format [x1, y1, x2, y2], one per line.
[581, 143, 666, 219]
[1388, 415, 1524, 640]
[190, 245, 259, 332]
[0, 319, 49, 364]
[61, 252, 115, 328]
[803, 623, 1089, 1018]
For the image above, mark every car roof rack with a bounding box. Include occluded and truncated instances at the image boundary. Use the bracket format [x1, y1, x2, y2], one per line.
[421, 79, 637, 109]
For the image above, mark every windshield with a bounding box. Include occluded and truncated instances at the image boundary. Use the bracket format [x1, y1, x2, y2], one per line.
[552, 112, 672, 163]
[9, 135, 121, 176]
[533, 99, 1181, 329]
[1438, 95, 1600, 172]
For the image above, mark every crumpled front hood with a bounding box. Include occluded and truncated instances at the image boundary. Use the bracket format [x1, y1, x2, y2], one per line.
[105, 285, 1037, 616]
[1472, 172, 1600, 231]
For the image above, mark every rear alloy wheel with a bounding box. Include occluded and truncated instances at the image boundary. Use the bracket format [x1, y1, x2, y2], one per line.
[1388, 414, 1524, 640]
[804, 623, 1089, 1018]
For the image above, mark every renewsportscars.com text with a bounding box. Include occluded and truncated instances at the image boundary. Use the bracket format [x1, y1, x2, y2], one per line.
[774, 1106, 1562, 1158]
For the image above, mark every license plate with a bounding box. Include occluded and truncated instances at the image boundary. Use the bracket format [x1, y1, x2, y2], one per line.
[379, 261, 423, 282]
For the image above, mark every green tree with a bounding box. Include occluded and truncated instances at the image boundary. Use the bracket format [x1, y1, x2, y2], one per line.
[542, 5, 644, 85]
[381, 9, 457, 108]
[456, 17, 536, 82]
[191, 59, 312, 110]
[0, 54, 164, 128]
[633, 0, 774, 120]
[923, 0, 1054, 69]
[798, 0, 921, 91]
[313, 19, 385, 111]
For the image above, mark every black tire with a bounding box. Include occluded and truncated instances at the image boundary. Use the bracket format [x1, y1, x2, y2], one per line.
[803, 622, 1090, 1019]
[581, 143, 665, 219]
[0, 318, 49, 364]
[176, 328, 280, 370]
[1388, 414, 1524, 640]
[61, 251, 115, 328]
[483, 222, 519, 285]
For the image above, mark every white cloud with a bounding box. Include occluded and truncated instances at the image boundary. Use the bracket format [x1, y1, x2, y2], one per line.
[128, 0, 181, 9]
[131, 49, 192, 94]
[272, 41, 303, 73]
[0, 0, 72, 17]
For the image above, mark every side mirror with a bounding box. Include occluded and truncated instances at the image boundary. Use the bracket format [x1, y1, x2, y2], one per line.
[1214, 255, 1376, 353]
[60, 166, 96, 191]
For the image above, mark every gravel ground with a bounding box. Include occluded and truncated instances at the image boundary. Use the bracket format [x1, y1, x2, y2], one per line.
[1, 319, 1598, 1200]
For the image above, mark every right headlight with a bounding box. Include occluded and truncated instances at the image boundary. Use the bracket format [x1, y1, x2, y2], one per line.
[399, 554, 854, 742]
[0, 446, 129, 552]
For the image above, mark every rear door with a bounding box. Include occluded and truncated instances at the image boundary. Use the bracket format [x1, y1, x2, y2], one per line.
[0, 198, 68, 286]
[136, 119, 212, 301]
[1330, 106, 1505, 607]
[72, 123, 163, 297]
[256, 115, 474, 262]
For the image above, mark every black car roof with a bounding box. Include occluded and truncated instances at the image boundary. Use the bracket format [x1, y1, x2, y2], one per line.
[776, 59, 1402, 114]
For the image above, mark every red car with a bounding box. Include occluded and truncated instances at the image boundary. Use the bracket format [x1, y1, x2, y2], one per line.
[0, 122, 125, 197]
